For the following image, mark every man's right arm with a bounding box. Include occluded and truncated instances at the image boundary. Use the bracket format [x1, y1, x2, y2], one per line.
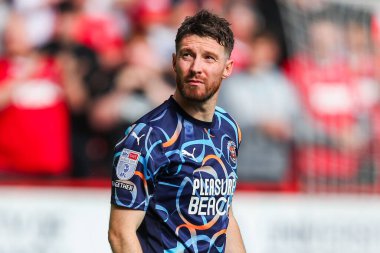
[108, 204, 145, 253]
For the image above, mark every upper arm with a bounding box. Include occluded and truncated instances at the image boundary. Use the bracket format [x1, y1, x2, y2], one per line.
[111, 124, 168, 210]
[227, 206, 237, 236]
[108, 205, 146, 252]
[226, 207, 246, 253]
[109, 204, 146, 233]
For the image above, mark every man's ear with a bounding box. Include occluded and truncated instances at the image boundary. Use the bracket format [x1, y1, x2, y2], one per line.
[172, 53, 177, 72]
[222, 59, 234, 79]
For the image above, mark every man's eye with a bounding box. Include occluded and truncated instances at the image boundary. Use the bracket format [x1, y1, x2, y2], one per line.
[205, 56, 216, 61]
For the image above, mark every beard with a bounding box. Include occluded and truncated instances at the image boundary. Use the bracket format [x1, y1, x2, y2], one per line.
[176, 77, 221, 103]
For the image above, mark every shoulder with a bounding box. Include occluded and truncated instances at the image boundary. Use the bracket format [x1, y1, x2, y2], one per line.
[135, 99, 171, 123]
[215, 106, 238, 127]
[136, 97, 185, 136]
[116, 98, 176, 148]
[214, 106, 242, 146]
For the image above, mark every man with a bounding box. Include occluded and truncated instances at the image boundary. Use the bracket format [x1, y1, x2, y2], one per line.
[108, 10, 246, 253]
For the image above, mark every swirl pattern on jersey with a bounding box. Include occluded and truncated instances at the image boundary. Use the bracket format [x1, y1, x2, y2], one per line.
[111, 97, 241, 253]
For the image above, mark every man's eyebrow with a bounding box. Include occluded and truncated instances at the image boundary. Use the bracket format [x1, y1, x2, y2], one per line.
[178, 45, 193, 51]
[203, 50, 218, 57]
[178, 47, 223, 59]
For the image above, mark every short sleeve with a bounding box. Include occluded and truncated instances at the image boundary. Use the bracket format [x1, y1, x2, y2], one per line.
[110, 123, 168, 210]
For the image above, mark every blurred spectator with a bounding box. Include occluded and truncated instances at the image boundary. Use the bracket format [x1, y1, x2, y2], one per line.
[128, 0, 171, 31]
[87, 32, 174, 176]
[368, 13, 380, 184]
[344, 17, 379, 183]
[218, 31, 301, 185]
[63, 0, 126, 70]
[145, 0, 198, 72]
[0, 1, 10, 54]
[284, 17, 370, 187]
[90, 31, 174, 131]
[346, 18, 379, 110]
[224, 0, 264, 73]
[0, 13, 70, 177]
[41, 1, 127, 178]
[10, 0, 57, 49]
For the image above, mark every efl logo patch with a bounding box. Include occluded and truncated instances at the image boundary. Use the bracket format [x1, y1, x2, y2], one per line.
[116, 148, 141, 180]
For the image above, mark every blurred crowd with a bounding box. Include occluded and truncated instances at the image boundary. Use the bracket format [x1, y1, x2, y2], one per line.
[0, 0, 379, 192]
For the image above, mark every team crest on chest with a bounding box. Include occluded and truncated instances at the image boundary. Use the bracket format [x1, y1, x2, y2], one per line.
[227, 140, 237, 163]
[116, 148, 141, 180]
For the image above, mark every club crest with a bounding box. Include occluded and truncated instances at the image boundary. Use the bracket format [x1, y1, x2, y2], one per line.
[227, 140, 237, 163]
[116, 148, 141, 180]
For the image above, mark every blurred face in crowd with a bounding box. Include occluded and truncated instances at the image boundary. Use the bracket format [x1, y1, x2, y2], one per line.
[172, 35, 233, 103]
[3, 14, 31, 56]
[226, 2, 260, 42]
[249, 35, 279, 70]
[346, 21, 371, 53]
[309, 19, 343, 60]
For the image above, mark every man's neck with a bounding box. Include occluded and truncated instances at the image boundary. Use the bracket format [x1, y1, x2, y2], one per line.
[173, 91, 217, 122]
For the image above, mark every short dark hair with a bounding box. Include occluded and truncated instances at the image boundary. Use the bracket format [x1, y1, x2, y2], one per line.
[175, 10, 234, 57]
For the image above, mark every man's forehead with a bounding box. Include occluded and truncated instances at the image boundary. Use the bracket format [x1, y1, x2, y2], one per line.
[178, 35, 225, 53]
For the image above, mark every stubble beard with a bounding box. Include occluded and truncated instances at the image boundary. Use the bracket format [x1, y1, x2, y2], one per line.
[176, 77, 221, 103]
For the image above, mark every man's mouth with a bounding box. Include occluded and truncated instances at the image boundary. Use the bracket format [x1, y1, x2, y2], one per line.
[186, 79, 203, 86]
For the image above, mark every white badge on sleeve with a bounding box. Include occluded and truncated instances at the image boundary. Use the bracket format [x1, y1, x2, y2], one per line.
[116, 148, 141, 180]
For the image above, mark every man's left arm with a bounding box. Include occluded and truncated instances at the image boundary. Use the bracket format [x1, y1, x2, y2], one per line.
[225, 207, 246, 253]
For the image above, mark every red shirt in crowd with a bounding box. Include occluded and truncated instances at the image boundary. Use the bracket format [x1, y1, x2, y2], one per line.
[0, 56, 70, 175]
[285, 54, 362, 179]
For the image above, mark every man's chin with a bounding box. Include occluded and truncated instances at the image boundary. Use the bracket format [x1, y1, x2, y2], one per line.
[181, 91, 211, 103]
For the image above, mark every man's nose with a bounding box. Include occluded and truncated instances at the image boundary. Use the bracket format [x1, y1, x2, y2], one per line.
[190, 57, 202, 74]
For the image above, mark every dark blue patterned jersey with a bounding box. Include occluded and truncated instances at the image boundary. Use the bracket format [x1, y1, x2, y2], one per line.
[111, 96, 242, 253]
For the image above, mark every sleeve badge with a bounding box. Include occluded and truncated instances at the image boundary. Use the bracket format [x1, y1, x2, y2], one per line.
[116, 148, 141, 180]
